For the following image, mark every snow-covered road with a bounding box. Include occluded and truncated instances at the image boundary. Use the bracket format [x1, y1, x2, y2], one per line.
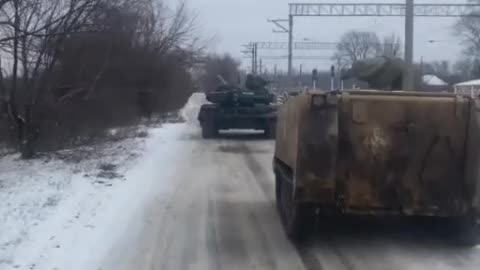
[3, 93, 480, 270]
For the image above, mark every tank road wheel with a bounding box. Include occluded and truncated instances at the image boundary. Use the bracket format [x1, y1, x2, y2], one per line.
[275, 173, 308, 242]
[201, 122, 218, 139]
[264, 121, 276, 139]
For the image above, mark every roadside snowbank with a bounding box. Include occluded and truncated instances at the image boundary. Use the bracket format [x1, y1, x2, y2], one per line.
[181, 92, 206, 123]
[0, 134, 147, 269]
[0, 93, 203, 270]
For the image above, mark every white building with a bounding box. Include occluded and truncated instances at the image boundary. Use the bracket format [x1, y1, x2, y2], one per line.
[422, 74, 448, 86]
[454, 79, 480, 97]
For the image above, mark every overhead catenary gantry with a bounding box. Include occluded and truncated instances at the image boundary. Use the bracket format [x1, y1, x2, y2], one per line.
[251, 41, 399, 50]
[253, 42, 336, 50]
[242, 41, 400, 74]
[244, 55, 332, 60]
[242, 41, 343, 74]
[284, 2, 480, 90]
[289, 3, 480, 17]
[242, 41, 337, 74]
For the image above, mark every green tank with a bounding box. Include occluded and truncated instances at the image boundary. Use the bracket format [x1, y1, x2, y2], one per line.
[198, 75, 278, 138]
[342, 56, 404, 90]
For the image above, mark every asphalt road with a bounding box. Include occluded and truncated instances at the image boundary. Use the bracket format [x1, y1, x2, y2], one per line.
[101, 94, 480, 270]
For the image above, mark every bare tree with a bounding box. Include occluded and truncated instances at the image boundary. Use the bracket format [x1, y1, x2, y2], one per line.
[334, 30, 382, 65]
[0, 0, 98, 157]
[381, 33, 402, 57]
[453, 58, 480, 81]
[0, 0, 203, 157]
[455, 0, 480, 58]
[423, 60, 452, 81]
[422, 60, 472, 84]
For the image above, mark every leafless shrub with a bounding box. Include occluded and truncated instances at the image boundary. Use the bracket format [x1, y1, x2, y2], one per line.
[98, 163, 116, 171]
[333, 31, 382, 66]
[0, 0, 203, 157]
[136, 130, 148, 138]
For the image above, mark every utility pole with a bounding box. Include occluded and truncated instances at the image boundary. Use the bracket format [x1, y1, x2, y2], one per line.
[420, 56, 424, 76]
[337, 58, 343, 91]
[254, 43, 258, 74]
[288, 15, 293, 78]
[266, 18, 289, 76]
[299, 64, 303, 87]
[403, 0, 415, 90]
[241, 44, 254, 74]
[259, 58, 263, 74]
[251, 44, 255, 74]
[249, 43, 258, 74]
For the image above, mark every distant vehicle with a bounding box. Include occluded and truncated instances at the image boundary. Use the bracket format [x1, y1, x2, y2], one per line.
[198, 75, 278, 138]
[274, 90, 480, 245]
[342, 57, 404, 90]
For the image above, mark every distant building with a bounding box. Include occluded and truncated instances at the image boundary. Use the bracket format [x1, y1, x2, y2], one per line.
[422, 74, 448, 86]
[421, 74, 450, 92]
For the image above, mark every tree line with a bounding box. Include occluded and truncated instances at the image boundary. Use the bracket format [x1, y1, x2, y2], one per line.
[0, 0, 204, 158]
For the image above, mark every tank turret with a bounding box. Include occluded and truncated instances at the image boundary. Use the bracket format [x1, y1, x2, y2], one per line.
[342, 57, 404, 90]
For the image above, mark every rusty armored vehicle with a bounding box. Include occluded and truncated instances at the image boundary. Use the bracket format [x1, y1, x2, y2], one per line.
[198, 75, 277, 138]
[274, 90, 480, 244]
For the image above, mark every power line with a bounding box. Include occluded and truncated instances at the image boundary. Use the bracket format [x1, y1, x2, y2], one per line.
[267, 18, 289, 33]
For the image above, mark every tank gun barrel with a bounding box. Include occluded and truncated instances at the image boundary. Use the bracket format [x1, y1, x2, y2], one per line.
[217, 75, 228, 85]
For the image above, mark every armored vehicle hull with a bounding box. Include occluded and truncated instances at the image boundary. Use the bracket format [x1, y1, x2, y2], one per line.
[198, 103, 277, 138]
[274, 90, 480, 244]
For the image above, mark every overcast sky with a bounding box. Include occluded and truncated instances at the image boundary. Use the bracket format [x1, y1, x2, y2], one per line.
[188, 0, 469, 72]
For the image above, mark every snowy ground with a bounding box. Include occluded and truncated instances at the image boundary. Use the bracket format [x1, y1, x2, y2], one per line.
[0, 104, 194, 270]
[2, 92, 480, 270]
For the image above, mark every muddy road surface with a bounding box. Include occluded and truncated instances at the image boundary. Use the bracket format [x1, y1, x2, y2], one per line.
[101, 94, 480, 270]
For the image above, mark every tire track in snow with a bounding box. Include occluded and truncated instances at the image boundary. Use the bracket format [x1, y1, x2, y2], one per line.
[206, 192, 221, 270]
[240, 142, 326, 270]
